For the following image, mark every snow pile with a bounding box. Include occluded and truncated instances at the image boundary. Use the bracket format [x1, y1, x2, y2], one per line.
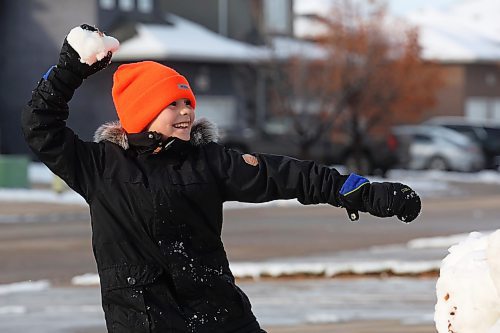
[0, 306, 26, 315]
[71, 273, 100, 286]
[0, 188, 85, 205]
[435, 230, 500, 333]
[230, 259, 441, 280]
[0, 280, 50, 295]
[66, 26, 119, 65]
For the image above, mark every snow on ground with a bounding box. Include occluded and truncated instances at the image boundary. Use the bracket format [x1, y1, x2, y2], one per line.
[70, 231, 484, 285]
[1, 163, 496, 330]
[0, 277, 436, 330]
[247, 278, 436, 326]
[0, 280, 50, 295]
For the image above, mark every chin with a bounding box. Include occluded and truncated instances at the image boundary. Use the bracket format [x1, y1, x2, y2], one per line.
[174, 134, 190, 141]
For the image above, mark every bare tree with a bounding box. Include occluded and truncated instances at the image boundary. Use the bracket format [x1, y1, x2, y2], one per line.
[266, 0, 442, 170]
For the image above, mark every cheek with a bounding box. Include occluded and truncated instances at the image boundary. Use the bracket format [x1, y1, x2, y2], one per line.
[149, 115, 175, 134]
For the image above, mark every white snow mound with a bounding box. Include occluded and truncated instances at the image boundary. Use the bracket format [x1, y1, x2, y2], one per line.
[435, 230, 500, 333]
[66, 26, 120, 65]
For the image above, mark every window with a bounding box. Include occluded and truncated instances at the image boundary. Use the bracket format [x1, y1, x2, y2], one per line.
[413, 134, 432, 143]
[492, 99, 500, 121]
[465, 97, 489, 120]
[263, 0, 291, 34]
[100, 0, 115, 10]
[466, 97, 500, 121]
[138, 0, 153, 13]
[119, 0, 134, 11]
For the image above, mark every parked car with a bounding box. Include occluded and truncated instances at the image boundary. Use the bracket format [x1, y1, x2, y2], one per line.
[219, 117, 400, 176]
[425, 116, 500, 170]
[391, 125, 485, 172]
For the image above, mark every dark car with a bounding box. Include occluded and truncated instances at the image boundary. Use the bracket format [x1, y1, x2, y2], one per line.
[425, 117, 500, 170]
[219, 117, 399, 176]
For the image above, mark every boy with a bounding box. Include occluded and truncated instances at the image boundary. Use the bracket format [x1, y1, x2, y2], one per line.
[22, 25, 421, 333]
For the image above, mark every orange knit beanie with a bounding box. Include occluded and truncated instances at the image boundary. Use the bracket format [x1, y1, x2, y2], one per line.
[112, 61, 196, 133]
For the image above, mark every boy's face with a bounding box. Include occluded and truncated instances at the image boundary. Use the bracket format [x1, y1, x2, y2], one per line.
[146, 98, 195, 141]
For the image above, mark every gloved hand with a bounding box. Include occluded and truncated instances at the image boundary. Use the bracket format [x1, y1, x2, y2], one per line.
[339, 174, 421, 223]
[45, 24, 116, 101]
[58, 24, 115, 79]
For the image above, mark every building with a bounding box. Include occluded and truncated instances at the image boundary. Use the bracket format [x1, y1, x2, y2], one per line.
[402, 0, 500, 122]
[293, 0, 500, 124]
[0, 0, 294, 155]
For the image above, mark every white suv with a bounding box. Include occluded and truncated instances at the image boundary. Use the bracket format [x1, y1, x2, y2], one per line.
[425, 117, 500, 170]
[392, 125, 485, 172]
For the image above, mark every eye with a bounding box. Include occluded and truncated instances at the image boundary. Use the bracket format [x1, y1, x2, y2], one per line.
[169, 101, 177, 107]
[185, 100, 191, 106]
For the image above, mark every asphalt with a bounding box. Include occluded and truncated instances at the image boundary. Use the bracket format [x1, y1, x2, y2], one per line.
[1, 180, 499, 332]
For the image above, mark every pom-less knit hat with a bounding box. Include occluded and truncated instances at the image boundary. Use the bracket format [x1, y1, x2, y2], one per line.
[112, 61, 196, 133]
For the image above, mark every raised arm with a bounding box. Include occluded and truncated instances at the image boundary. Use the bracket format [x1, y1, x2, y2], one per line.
[21, 25, 118, 202]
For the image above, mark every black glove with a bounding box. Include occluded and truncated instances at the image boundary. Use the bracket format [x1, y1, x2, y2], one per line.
[46, 24, 112, 101]
[340, 174, 421, 223]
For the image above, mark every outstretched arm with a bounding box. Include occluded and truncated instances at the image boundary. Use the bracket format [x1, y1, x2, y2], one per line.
[206, 143, 421, 223]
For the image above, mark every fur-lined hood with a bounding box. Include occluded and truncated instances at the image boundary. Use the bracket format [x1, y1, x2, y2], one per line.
[93, 118, 218, 150]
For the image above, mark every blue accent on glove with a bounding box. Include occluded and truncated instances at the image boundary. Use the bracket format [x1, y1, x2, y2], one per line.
[43, 65, 57, 80]
[340, 173, 370, 196]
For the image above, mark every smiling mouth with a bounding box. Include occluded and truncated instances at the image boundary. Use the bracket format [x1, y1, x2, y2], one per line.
[172, 121, 191, 129]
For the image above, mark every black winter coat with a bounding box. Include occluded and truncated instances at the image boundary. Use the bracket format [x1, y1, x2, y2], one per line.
[22, 75, 349, 333]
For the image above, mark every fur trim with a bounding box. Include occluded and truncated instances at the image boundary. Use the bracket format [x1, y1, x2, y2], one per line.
[93, 118, 219, 149]
[190, 118, 219, 146]
[94, 121, 129, 149]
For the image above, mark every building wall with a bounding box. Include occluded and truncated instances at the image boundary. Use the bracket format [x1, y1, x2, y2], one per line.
[157, 0, 293, 44]
[464, 63, 500, 120]
[465, 63, 500, 97]
[422, 62, 500, 121]
[423, 64, 466, 120]
[98, 0, 163, 31]
[157, 0, 222, 35]
[0, 0, 96, 154]
[157, 0, 261, 43]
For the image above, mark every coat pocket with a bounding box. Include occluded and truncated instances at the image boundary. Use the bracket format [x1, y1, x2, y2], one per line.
[100, 264, 163, 333]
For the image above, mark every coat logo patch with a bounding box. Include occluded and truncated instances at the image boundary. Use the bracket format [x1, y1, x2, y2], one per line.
[242, 154, 258, 166]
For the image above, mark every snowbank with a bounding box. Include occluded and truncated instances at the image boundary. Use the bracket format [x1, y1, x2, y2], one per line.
[0, 280, 50, 295]
[435, 230, 500, 333]
[71, 231, 481, 285]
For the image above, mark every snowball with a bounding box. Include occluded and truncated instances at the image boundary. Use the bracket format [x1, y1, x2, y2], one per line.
[66, 26, 120, 65]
